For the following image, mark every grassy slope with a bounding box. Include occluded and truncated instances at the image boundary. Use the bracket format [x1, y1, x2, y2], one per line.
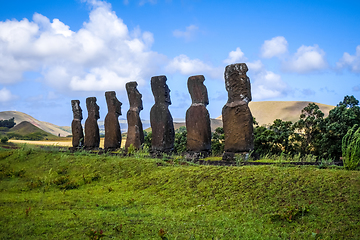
[9, 121, 53, 136]
[0, 146, 359, 239]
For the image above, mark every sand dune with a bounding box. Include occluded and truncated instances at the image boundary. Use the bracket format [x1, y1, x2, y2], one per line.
[216, 101, 335, 126]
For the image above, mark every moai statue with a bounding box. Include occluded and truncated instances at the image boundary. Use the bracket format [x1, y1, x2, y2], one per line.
[222, 63, 254, 160]
[104, 91, 122, 150]
[71, 100, 84, 149]
[84, 97, 100, 150]
[185, 75, 211, 158]
[125, 82, 144, 150]
[150, 75, 175, 155]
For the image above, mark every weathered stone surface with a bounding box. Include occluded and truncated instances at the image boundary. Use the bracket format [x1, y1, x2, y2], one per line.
[150, 75, 175, 154]
[71, 100, 84, 148]
[186, 75, 211, 154]
[222, 63, 254, 158]
[104, 91, 122, 150]
[223, 103, 254, 152]
[125, 82, 144, 150]
[224, 63, 251, 103]
[84, 97, 100, 149]
[187, 75, 209, 105]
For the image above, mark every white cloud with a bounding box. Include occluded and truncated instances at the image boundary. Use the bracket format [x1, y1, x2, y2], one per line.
[336, 45, 360, 73]
[166, 54, 222, 79]
[252, 71, 288, 100]
[246, 60, 288, 100]
[282, 44, 327, 73]
[173, 25, 199, 42]
[223, 47, 247, 64]
[261, 36, 288, 58]
[246, 60, 264, 73]
[0, 88, 17, 102]
[0, 0, 165, 91]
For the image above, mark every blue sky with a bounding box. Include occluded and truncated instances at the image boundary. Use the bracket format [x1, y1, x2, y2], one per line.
[0, 0, 359, 126]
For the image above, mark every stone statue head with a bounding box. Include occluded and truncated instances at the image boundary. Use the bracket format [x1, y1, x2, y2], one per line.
[224, 63, 252, 103]
[151, 75, 171, 105]
[105, 91, 122, 116]
[126, 81, 143, 111]
[187, 75, 209, 105]
[86, 97, 100, 120]
[71, 100, 82, 120]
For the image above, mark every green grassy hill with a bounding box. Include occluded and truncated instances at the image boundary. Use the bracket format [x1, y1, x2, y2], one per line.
[0, 146, 359, 239]
[0, 111, 70, 137]
[7, 121, 61, 140]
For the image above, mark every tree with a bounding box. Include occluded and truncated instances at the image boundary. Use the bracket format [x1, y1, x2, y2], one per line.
[254, 119, 300, 156]
[0, 117, 16, 129]
[342, 124, 360, 170]
[319, 95, 360, 159]
[294, 103, 325, 155]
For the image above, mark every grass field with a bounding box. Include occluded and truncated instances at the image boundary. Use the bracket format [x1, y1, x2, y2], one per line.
[8, 138, 127, 149]
[0, 144, 359, 239]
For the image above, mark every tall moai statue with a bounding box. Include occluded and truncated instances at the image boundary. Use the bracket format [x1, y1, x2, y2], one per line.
[125, 82, 144, 150]
[222, 63, 254, 160]
[186, 75, 211, 157]
[104, 91, 122, 150]
[84, 97, 100, 150]
[71, 100, 84, 149]
[150, 75, 175, 155]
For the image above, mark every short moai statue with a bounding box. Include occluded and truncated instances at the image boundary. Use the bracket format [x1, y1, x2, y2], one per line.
[71, 100, 84, 149]
[150, 75, 175, 155]
[125, 82, 144, 150]
[84, 97, 100, 150]
[222, 63, 254, 160]
[185, 75, 211, 158]
[104, 91, 122, 150]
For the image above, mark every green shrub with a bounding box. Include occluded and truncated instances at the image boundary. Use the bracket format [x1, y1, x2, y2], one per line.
[342, 124, 360, 170]
[6, 132, 22, 139]
[22, 132, 47, 140]
[211, 127, 224, 156]
[127, 144, 136, 155]
[143, 131, 152, 149]
[1, 136, 8, 143]
[174, 129, 187, 154]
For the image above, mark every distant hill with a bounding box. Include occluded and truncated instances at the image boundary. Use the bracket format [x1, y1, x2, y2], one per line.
[0, 111, 70, 137]
[216, 101, 335, 126]
[145, 101, 335, 133]
[8, 121, 54, 138]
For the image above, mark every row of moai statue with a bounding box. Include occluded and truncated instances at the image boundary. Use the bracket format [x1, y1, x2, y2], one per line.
[71, 63, 254, 159]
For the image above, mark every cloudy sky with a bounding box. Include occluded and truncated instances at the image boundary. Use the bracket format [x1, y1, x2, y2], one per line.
[0, 0, 359, 126]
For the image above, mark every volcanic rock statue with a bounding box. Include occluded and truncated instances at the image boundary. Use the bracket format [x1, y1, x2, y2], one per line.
[125, 82, 144, 150]
[84, 97, 100, 150]
[71, 100, 84, 149]
[222, 63, 254, 160]
[150, 75, 175, 155]
[104, 91, 122, 150]
[185, 75, 211, 158]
